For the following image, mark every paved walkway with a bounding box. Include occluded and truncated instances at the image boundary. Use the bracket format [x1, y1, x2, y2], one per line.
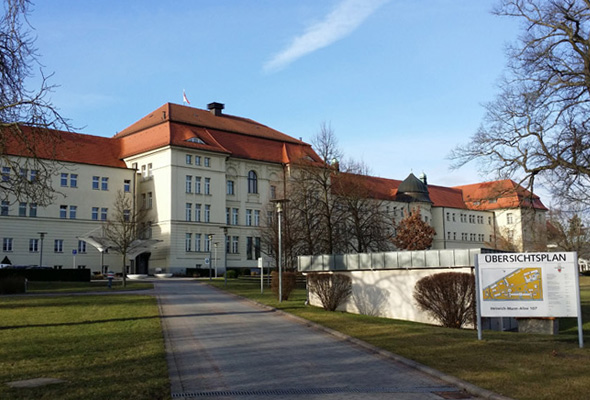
[154, 280, 496, 400]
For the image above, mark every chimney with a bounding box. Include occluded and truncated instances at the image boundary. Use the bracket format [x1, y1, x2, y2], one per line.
[207, 102, 224, 116]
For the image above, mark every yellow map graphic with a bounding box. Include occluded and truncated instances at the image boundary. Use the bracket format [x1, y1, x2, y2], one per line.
[482, 268, 543, 301]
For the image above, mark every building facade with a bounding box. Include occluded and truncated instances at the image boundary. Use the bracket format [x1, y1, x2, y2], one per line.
[0, 102, 547, 275]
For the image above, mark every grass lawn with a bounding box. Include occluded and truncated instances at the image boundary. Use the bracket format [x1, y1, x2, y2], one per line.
[27, 280, 154, 293]
[0, 293, 169, 400]
[207, 276, 590, 400]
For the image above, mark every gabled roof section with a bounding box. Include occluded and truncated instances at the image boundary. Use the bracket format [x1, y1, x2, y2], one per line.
[115, 103, 305, 144]
[454, 180, 548, 211]
[115, 103, 322, 165]
[2, 125, 126, 168]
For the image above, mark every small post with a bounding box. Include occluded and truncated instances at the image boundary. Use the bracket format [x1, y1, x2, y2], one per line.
[223, 227, 228, 287]
[208, 234, 213, 281]
[259, 257, 264, 294]
[474, 256, 483, 341]
[107, 270, 114, 289]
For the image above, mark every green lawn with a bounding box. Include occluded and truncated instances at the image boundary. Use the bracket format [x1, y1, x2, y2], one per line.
[207, 276, 590, 400]
[0, 294, 169, 400]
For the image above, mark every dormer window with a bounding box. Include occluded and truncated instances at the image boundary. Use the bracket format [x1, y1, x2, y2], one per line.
[187, 137, 205, 144]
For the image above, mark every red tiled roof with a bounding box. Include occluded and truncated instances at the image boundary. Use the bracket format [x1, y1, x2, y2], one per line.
[115, 103, 305, 144]
[332, 173, 467, 209]
[332, 173, 401, 200]
[117, 103, 322, 165]
[2, 125, 126, 168]
[453, 180, 548, 211]
[428, 184, 467, 209]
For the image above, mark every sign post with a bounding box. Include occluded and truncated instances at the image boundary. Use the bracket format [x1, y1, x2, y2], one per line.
[72, 249, 77, 269]
[475, 252, 583, 348]
[258, 257, 264, 294]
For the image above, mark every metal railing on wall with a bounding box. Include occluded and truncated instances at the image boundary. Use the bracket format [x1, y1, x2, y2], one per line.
[298, 248, 493, 272]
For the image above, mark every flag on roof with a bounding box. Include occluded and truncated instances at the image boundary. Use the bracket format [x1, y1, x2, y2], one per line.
[183, 90, 190, 105]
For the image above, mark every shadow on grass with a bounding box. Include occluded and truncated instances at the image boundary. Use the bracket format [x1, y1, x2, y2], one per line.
[0, 309, 276, 330]
[0, 295, 154, 309]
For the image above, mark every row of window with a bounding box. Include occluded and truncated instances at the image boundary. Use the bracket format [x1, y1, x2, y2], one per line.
[383, 206, 430, 222]
[1, 201, 37, 217]
[445, 232, 492, 242]
[184, 206, 263, 226]
[184, 234, 261, 259]
[61, 173, 131, 192]
[185, 154, 211, 167]
[185, 203, 211, 222]
[2, 168, 129, 193]
[1, 202, 111, 221]
[3, 238, 87, 253]
[227, 171, 261, 195]
[186, 176, 211, 194]
[224, 208, 262, 226]
[1, 167, 38, 183]
[446, 212, 492, 225]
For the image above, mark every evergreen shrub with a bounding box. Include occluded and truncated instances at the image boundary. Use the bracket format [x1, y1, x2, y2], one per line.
[0, 276, 27, 294]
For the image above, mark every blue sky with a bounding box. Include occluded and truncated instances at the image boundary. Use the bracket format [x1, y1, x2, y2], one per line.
[28, 0, 520, 188]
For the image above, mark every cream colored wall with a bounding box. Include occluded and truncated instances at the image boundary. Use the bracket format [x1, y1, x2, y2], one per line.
[307, 267, 473, 325]
[493, 207, 547, 251]
[431, 207, 495, 249]
[123, 147, 283, 274]
[0, 159, 135, 272]
[493, 208, 524, 251]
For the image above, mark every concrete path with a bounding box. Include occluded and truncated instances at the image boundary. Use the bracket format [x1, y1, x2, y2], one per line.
[155, 280, 486, 400]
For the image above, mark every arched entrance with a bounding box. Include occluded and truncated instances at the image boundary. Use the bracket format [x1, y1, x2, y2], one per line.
[135, 252, 151, 275]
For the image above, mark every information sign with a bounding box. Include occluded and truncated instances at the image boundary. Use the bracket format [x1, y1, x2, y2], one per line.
[476, 252, 579, 318]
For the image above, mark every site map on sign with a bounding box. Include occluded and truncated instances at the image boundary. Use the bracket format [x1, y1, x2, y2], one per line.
[482, 268, 543, 301]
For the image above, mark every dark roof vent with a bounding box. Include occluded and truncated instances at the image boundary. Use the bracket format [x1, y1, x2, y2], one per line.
[207, 102, 224, 116]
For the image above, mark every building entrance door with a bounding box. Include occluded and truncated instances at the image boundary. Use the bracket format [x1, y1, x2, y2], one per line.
[135, 252, 151, 274]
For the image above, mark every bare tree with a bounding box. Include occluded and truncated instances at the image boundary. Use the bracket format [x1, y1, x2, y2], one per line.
[277, 122, 344, 257]
[102, 191, 146, 287]
[308, 122, 344, 254]
[264, 123, 394, 260]
[1, 0, 70, 205]
[332, 162, 394, 253]
[547, 208, 590, 258]
[450, 0, 590, 206]
[392, 207, 436, 250]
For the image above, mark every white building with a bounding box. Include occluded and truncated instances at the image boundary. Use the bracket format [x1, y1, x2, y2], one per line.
[0, 102, 547, 275]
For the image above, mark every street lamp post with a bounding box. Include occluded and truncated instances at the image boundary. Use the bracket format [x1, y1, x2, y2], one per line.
[37, 232, 47, 267]
[271, 199, 289, 303]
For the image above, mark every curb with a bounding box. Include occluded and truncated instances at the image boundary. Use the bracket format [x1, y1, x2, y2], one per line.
[206, 283, 514, 400]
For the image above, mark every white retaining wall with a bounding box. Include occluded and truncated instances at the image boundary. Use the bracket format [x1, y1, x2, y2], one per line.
[307, 267, 473, 324]
[300, 249, 483, 325]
